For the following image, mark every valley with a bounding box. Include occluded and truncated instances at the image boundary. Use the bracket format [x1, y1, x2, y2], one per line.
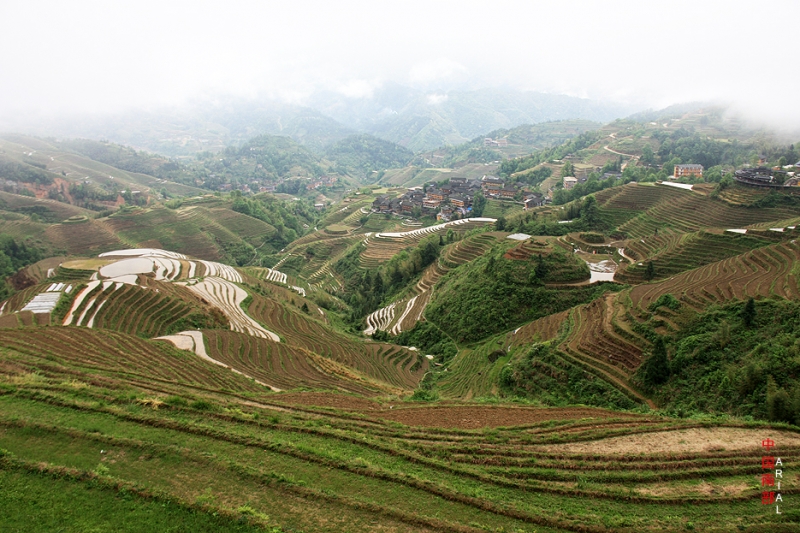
[1, 105, 800, 531]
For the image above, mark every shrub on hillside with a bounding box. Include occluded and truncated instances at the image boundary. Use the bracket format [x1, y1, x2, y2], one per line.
[647, 298, 800, 423]
[579, 232, 605, 244]
[499, 343, 637, 409]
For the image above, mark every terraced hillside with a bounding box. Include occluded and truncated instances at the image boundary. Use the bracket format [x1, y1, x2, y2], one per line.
[0, 248, 424, 397]
[495, 238, 800, 408]
[175, 205, 278, 249]
[360, 217, 496, 269]
[363, 231, 503, 336]
[246, 290, 425, 389]
[0, 351, 796, 532]
[598, 183, 800, 240]
[615, 230, 775, 283]
[0, 190, 92, 223]
[0, 134, 205, 198]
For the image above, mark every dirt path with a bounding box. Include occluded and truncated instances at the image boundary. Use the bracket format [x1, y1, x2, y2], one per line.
[603, 145, 637, 159]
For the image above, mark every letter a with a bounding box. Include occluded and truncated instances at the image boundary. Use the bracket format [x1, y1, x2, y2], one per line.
[776, 458, 783, 466]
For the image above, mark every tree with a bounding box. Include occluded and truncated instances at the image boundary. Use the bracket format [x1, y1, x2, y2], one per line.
[645, 261, 655, 280]
[742, 297, 756, 328]
[411, 205, 422, 219]
[643, 337, 670, 386]
[580, 195, 602, 230]
[534, 253, 548, 279]
[641, 144, 655, 165]
[484, 255, 496, 274]
[438, 235, 444, 246]
[495, 216, 506, 231]
[472, 192, 486, 217]
[560, 161, 575, 178]
[301, 303, 310, 314]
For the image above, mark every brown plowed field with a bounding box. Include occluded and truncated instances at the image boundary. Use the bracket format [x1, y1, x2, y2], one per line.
[270, 392, 383, 410]
[546, 427, 800, 454]
[373, 405, 640, 429]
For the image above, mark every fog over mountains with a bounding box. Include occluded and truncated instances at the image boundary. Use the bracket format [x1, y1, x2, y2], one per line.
[1, 86, 637, 156]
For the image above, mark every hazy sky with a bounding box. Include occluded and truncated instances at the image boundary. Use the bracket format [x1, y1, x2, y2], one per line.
[1, 0, 798, 127]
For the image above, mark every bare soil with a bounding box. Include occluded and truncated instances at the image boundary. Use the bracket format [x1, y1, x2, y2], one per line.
[546, 427, 800, 454]
[372, 405, 639, 429]
[270, 392, 383, 411]
[62, 258, 114, 270]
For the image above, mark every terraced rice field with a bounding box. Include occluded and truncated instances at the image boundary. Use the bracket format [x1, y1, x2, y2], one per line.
[2, 359, 791, 533]
[246, 292, 425, 390]
[363, 232, 502, 335]
[557, 294, 648, 404]
[101, 207, 225, 260]
[607, 185, 800, 239]
[44, 219, 124, 255]
[537, 239, 800, 405]
[66, 280, 221, 338]
[182, 206, 277, 247]
[0, 326, 264, 393]
[615, 230, 773, 283]
[203, 330, 383, 394]
[0, 190, 90, 221]
[629, 240, 800, 314]
[319, 198, 374, 226]
[360, 218, 495, 269]
[186, 277, 280, 341]
[20, 256, 66, 284]
[0, 218, 49, 241]
[243, 266, 287, 284]
[508, 309, 571, 346]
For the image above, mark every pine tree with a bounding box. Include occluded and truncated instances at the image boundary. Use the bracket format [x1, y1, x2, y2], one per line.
[742, 297, 756, 328]
[643, 337, 670, 386]
[645, 261, 655, 280]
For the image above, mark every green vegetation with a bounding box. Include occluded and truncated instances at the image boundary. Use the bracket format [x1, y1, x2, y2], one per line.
[0, 236, 44, 300]
[324, 134, 413, 180]
[499, 130, 603, 177]
[0, 461, 267, 533]
[644, 298, 800, 422]
[0, 160, 54, 185]
[501, 343, 638, 409]
[230, 192, 318, 249]
[0, 346, 791, 533]
[394, 321, 457, 363]
[426, 245, 619, 343]
[335, 235, 443, 324]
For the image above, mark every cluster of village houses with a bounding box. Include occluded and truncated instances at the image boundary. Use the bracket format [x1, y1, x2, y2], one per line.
[215, 175, 338, 194]
[372, 175, 546, 221]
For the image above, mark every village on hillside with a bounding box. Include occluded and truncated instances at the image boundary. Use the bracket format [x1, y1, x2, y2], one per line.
[371, 175, 547, 221]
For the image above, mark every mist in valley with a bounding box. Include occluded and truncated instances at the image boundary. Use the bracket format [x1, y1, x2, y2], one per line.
[1, 0, 798, 147]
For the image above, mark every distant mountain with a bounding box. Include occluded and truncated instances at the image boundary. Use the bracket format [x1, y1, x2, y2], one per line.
[1, 99, 356, 157]
[415, 119, 603, 168]
[309, 85, 639, 151]
[4, 87, 640, 157]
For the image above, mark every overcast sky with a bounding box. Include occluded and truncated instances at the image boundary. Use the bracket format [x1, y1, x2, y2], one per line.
[1, 0, 798, 128]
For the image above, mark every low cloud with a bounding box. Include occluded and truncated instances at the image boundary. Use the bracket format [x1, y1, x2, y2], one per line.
[336, 79, 382, 99]
[426, 94, 448, 105]
[409, 58, 467, 85]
